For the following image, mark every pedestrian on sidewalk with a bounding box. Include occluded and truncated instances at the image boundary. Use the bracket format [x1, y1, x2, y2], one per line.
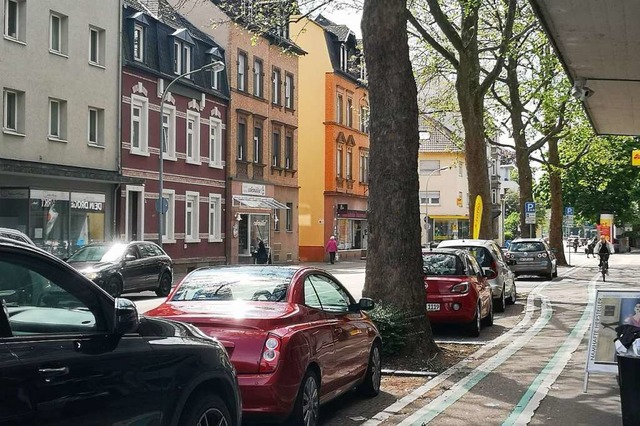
[325, 236, 338, 264]
[256, 239, 268, 264]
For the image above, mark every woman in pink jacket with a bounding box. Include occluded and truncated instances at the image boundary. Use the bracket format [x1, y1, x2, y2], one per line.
[325, 236, 338, 264]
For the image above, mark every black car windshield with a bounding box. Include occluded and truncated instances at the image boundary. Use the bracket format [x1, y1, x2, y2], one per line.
[68, 244, 128, 263]
[422, 253, 464, 276]
[510, 242, 545, 252]
[171, 267, 296, 302]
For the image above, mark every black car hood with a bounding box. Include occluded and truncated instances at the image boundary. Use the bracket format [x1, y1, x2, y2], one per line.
[68, 260, 118, 273]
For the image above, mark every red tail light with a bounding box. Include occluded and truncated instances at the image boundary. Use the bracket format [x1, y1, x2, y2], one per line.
[486, 260, 498, 279]
[451, 282, 469, 293]
[259, 334, 281, 373]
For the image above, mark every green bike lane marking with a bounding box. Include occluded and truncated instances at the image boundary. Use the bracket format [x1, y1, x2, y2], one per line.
[502, 273, 597, 425]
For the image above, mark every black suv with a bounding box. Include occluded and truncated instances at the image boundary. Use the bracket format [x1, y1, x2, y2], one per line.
[67, 241, 173, 297]
[0, 238, 241, 425]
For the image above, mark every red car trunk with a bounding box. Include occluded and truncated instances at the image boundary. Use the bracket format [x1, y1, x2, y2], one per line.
[424, 276, 468, 295]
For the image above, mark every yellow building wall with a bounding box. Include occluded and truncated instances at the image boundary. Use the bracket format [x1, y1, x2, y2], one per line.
[290, 18, 333, 254]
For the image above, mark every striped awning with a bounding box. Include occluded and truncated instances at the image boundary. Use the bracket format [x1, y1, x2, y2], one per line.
[232, 195, 288, 209]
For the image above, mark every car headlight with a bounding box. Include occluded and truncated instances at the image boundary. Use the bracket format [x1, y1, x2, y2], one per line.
[83, 271, 100, 280]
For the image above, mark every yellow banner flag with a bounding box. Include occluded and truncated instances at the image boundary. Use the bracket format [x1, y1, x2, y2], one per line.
[473, 195, 483, 239]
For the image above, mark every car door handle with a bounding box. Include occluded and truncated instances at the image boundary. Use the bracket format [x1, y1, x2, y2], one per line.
[38, 366, 69, 378]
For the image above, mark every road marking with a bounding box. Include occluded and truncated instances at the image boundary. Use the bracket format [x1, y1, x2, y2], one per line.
[364, 264, 584, 426]
[502, 272, 598, 425]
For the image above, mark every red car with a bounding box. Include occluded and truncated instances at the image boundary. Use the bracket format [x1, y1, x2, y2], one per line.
[422, 248, 494, 336]
[145, 266, 381, 425]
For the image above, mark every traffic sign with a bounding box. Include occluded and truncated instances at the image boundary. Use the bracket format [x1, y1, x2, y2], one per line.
[565, 206, 574, 216]
[155, 197, 169, 214]
[525, 212, 536, 224]
[525, 202, 536, 213]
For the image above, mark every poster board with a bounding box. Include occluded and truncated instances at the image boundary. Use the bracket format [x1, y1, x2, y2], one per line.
[584, 289, 640, 391]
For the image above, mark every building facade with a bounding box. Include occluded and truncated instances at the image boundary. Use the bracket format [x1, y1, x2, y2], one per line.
[0, 0, 136, 258]
[172, 0, 302, 264]
[291, 15, 370, 262]
[120, 0, 230, 272]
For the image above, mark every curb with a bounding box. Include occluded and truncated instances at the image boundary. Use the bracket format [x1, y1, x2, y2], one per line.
[382, 369, 438, 377]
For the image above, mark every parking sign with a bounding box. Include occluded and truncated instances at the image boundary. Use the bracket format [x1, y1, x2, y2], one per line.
[525, 202, 536, 213]
[565, 206, 574, 216]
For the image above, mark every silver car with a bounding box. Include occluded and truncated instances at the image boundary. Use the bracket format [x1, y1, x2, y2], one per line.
[437, 239, 517, 313]
[506, 238, 558, 280]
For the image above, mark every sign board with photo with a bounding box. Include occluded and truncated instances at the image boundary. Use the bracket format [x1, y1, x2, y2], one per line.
[584, 289, 640, 391]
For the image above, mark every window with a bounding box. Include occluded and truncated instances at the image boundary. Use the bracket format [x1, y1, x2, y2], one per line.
[359, 150, 369, 183]
[285, 134, 293, 169]
[49, 13, 68, 55]
[173, 40, 192, 74]
[459, 162, 464, 177]
[419, 160, 441, 175]
[211, 68, 221, 90]
[346, 149, 352, 180]
[88, 107, 104, 146]
[3, 88, 24, 133]
[420, 191, 440, 205]
[133, 24, 145, 62]
[130, 95, 148, 154]
[237, 120, 246, 161]
[340, 44, 348, 71]
[253, 126, 262, 163]
[336, 145, 343, 178]
[48, 98, 67, 140]
[253, 58, 263, 97]
[336, 94, 343, 124]
[161, 190, 175, 242]
[346, 98, 353, 127]
[185, 192, 199, 242]
[209, 117, 222, 168]
[162, 104, 176, 159]
[173, 41, 181, 74]
[284, 73, 293, 108]
[274, 209, 280, 232]
[492, 188, 498, 204]
[360, 57, 367, 81]
[272, 68, 281, 105]
[286, 202, 293, 232]
[307, 275, 350, 313]
[186, 111, 200, 163]
[89, 26, 105, 66]
[237, 52, 247, 91]
[182, 44, 191, 74]
[4, 0, 25, 42]
[208, 194, 222, 241]
[359, 105, 369, 133]
[272, 130, 281, 167]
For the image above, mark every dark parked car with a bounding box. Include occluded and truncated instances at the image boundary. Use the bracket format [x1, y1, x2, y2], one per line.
[67, 241, 173, 297]
[0, 238, 241, 426]
[506, 238, 558, 279]
[146, 266, 381, 425]
[422, 248, 494, 337]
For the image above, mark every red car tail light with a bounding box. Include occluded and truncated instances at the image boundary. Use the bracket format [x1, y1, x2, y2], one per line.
[486, 260, 498, 279]
[451, 282, 469, 293]
[259, 334, 281, 373]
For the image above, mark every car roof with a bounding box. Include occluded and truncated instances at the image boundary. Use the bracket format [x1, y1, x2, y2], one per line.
[422, 247, 469, 257]
[512, 238, 545, 242]
[437, 239, 496, 248]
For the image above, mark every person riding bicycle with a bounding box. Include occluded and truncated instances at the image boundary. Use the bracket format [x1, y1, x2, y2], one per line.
[594, 235, 614, 270]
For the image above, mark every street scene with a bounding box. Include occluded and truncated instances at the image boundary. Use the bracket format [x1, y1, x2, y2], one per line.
[1, 0, 639, 425]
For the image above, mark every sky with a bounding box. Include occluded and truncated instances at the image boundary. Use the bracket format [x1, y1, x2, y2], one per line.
[323, 7, 362, 37]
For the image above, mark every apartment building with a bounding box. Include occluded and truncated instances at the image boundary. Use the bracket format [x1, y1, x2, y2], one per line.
[118, 0, 230, 271]
[0, 0, 136, 258]
[171, 0, 303, 264]
[291, 14, 370, 262]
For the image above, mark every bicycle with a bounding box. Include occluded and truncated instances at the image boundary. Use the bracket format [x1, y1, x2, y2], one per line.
[599, 254, 609, 281]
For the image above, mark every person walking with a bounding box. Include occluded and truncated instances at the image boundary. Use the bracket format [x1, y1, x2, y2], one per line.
[256, 239, 268, 264]
[325, 236, 338, 264]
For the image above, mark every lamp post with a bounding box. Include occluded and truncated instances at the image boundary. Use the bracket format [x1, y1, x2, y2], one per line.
[158, 60, 225, 248]
[424, 166, 451, 247]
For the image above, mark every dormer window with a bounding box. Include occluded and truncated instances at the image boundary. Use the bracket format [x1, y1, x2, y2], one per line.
[340, 44, 348, 71]
[171, 29, 194, 75]
[133, 24, 145, 62]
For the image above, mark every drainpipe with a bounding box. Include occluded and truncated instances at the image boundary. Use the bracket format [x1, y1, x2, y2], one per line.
[115, 0, 124, 241]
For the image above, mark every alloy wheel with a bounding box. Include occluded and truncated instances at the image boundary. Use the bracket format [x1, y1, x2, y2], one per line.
[196, 407, 228, 426]
[302, 375, 319, 426]
[371, 345, 382, 392]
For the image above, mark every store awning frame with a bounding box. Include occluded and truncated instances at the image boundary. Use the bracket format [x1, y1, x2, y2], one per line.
[232, 195, 289, 210]
[429, 215, 469, 220]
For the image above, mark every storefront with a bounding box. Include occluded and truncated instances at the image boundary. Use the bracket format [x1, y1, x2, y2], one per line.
[335, 209, 368, 251]
[430, 215, 470, 242]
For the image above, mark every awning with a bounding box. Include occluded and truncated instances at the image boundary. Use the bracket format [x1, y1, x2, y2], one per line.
[429, 215, 469, 220]
[233, 195, 288, 209]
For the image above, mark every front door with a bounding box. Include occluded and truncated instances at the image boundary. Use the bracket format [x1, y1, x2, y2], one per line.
[126, 186, 144, 241]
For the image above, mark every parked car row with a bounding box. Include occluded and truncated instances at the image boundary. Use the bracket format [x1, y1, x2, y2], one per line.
[0, 235, 381, 426]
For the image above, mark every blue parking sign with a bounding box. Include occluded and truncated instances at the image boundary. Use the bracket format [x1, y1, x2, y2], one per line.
[525, 202, 536, 213]
[565, 206, 574, 216]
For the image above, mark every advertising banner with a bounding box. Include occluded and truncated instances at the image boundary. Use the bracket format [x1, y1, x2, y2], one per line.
[473, 195, 482, 239]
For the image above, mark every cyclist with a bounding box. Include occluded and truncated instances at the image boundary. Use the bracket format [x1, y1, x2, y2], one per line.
[594, 235, 614, 271]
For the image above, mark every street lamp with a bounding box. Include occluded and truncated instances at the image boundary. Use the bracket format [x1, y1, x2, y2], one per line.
[158, 60, 225, 247]
[424, 166, 451, 247]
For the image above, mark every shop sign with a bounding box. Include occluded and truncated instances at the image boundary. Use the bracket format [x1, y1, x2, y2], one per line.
[336, 209, 367, 219]
[70, 193, 106, 212]
[0, 188, 28, 199]
[242, 183, 266, 196]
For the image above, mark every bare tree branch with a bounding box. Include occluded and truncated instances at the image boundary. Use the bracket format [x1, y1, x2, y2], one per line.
[424, 0, 464, 52]
[479, 0, 517, 95]
[407, 10, 459, 69]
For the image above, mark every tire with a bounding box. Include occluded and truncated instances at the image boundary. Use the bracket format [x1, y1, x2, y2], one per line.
[105, 277, 122, 298]
[155, 272, 172, 297]
[506, 282, 517, 305]
[288, 370, 320, 426]
[494, 285, 506, 313]
[552, 267, 558, 278]
[178, 392, 232, 426]
[357, 343, 382, 397]
[482, 298, 494, 327]
[467, 303, 481, 337]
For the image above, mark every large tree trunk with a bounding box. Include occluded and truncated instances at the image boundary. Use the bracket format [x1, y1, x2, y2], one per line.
[361, 0, 437, 357]
[457, 51, 492, 238]
[547, 137, 567, 265]
[505, 55, 535, 238]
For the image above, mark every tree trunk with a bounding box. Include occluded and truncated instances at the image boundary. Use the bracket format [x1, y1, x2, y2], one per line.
[547, 137, 567, 265]
[361, 0, 438, 357]
[457, 55, 492, 239]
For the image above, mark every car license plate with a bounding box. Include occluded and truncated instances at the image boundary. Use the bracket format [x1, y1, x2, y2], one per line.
[426, 303, 440, 311]
[520, 257, 534, 261]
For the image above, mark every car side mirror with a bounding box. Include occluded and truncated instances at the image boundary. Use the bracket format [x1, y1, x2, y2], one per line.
[482, 268, 497, 279]
[124, 254, 136, 262]
[356, 297, 375, 311]
[113, 297, 139, 335]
